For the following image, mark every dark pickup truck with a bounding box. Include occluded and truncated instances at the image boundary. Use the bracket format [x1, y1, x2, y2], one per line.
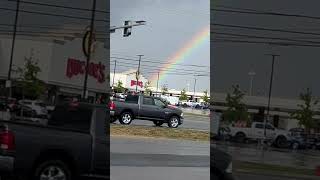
[0, 102, 109, 180]
[109, 95, 184, 128]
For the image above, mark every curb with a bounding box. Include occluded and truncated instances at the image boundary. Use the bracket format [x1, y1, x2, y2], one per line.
[235, 168, 319, 180]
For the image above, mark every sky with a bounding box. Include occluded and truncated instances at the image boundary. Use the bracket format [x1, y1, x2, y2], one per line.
[211, 0, 320, 99]
[110, 0, 210, 92]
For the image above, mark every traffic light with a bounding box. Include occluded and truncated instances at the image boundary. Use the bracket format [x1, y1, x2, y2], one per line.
[123, 21, 132, 37]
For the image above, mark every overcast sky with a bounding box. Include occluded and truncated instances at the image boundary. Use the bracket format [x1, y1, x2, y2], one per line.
[110, 0, 210, 92]
[212, 0, 320, 99]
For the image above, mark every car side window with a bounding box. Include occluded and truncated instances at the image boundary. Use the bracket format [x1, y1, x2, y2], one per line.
[49, 105, 92, 132]
[125, 95, 139, 104]
[255, 123, 264, 129]
[154, 99, 165, 107]
[266, 124, 274, 130]
[143, 97, 155, 105]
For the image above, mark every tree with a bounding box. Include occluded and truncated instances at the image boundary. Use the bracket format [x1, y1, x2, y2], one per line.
[290, 88, 319, 134]
[202, 90, 209, 103]
[144, 81, 152, 95]
[16, 50, 45, 99]
[223, 85, 250, 124]
[179, 88, 188, 101]
[114, 80, 125, 93]
[161, 84, 168, 95]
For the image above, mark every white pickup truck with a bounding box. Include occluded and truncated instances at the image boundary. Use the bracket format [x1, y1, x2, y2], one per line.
[229, 122, 292, 148]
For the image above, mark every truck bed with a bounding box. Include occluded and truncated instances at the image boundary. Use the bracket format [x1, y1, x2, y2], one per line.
[0, 119, 93, 176]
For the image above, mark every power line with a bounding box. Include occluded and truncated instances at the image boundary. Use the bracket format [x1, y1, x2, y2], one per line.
[211, 7, 320, 21]
[211, 23, 320, 36]
[0, 28, 107, 35]
[110, 60, 210, 74]
[10, 0, 109, 14]
[110, 56, 209, 68]
[110, 61, 210, 74]
[0, 23, 107, 31]
[211, 31, 320, 44]
[0, 7, 108, 22]
[112, 65, 209, 77]
[211, 37, 320, 47]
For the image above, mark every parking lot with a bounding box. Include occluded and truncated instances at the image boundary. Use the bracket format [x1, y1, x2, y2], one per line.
[214, 140, 320, 169]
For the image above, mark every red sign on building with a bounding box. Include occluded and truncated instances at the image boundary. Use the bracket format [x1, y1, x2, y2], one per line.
[66, 58, 105, 83]
[131, 80, 143, 88]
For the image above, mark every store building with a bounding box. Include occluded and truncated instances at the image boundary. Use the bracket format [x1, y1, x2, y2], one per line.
[211, 92, 320, 131]
[0, 30, 109, 104]
[110, 69, 148, 92]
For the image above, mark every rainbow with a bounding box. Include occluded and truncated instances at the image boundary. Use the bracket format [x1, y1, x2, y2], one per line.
[150, 25, 210, 85]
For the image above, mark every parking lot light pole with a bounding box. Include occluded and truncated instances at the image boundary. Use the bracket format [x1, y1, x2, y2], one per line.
[156, 71, 159, 97]
[264, 54, 279, 139]
[136, 55, 143, 93]
[7, 0, 20, 100]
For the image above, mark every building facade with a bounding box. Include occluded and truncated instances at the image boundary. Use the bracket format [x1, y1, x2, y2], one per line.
[0, 33, 109, 104]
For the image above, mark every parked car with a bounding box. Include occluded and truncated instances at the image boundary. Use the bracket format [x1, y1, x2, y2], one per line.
[109, 94, 184, 128]
[0, 97, 18, 112]
[0, 101, 109, 180]
[212, 146, 235, 180]
[289, 129, 320, 150]
[229, 122, 292, 148]
[18, 100, 48, 118]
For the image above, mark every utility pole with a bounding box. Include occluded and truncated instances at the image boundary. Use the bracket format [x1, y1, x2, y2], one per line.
[264, 54, 279, 139]
[156, 71, 159, 97]
[82, 0, 96, 101]
[248, 70, 256, 96]
[7, 0, 20, 99]
[136, 55, 143, 93]
[112, 60, 117, 88]
[193, 77, 197, 101]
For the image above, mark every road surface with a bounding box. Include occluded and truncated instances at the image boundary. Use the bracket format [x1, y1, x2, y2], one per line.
[111, 136, 210, 180]
[113, 114, 210, 131]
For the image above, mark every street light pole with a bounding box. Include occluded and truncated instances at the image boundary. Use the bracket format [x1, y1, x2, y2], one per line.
[264, 54, 279, 138]
[136, 55, 143, 93]
[82, 0, 96, 101]
[248, 71, 256, 96]
[156, 71, 159, 97]
[7, 0, 20, 99]
[112, 60, 117, 88]
[193, 77, 197, 101]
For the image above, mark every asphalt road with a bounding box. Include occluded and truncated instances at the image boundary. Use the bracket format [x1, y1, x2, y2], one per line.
[110, 136, 210, 180]
[113, 114, 210, 131]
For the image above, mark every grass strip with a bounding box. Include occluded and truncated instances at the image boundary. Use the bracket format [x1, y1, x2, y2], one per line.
[110, 124, 209, 142]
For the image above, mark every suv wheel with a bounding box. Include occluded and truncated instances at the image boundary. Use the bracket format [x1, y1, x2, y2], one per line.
[119, 112, 133, 125]
[33, 160, 72, 180]
[276, 136, 288, 148]
[292, 142, 300, 150]
[153, 121, 164, 127]
[168, 116, 180, 128]
[234, 132, 246, 143]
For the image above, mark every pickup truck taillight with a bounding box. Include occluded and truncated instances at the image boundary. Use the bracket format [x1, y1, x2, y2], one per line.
[0, 130, 15, 151]
[109, 101, 116, 110]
